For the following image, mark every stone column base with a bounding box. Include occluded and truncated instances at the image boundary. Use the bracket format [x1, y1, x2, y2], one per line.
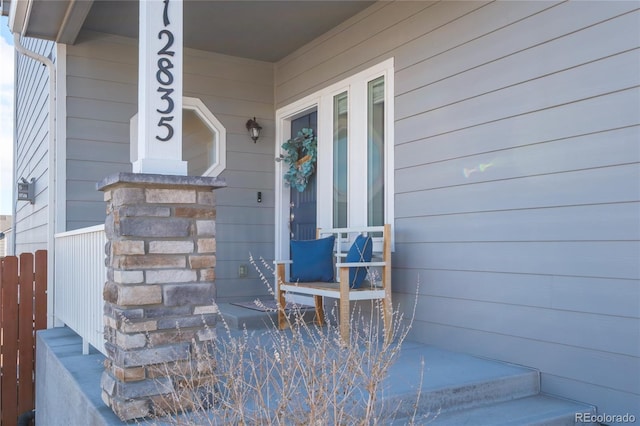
[97, 172, 226, 421]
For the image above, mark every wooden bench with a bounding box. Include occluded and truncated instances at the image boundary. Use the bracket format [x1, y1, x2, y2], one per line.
[275, 224, 392, 342]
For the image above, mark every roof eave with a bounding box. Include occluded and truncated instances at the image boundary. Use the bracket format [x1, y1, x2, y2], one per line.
[1, 0, 10, 17]
[6, 0, 92, 43]
[55, 0, 94, 44]
[7, 0, 29, 34]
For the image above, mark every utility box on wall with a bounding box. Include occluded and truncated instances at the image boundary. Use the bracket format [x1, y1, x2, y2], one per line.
[17, 178, 35, 204]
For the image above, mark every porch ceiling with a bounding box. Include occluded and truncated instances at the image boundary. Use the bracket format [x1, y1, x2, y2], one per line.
[10, 0, 375, 62]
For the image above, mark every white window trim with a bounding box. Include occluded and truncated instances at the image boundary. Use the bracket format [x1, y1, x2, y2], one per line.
[130, 96, 226, 177]
[275, 58, 394, 261]
[182, 97, 226, 177]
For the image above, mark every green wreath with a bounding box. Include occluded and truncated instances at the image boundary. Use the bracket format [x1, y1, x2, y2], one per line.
[282, 128, 317, 192]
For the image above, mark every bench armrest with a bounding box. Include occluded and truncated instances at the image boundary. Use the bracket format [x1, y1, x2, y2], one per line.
[336, 261, 386, 268]
[273, 259, 293, 265]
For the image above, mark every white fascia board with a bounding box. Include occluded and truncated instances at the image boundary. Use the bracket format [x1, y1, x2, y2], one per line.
[56, 0, 94, 44]
[8, 0, 30, 34]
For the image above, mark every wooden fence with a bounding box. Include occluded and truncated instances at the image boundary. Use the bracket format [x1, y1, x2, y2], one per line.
[0, 251, 47, 426]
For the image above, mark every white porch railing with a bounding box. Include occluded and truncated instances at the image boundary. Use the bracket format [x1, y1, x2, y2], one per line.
[54, 225, 107, 355]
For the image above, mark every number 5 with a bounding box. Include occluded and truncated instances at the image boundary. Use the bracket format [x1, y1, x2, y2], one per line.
[156, 116, 174, 141]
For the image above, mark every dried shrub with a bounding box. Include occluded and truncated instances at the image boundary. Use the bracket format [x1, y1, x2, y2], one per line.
[149, 256, 422, 425]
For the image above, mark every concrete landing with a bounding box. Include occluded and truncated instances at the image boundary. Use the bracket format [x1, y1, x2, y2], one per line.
[217, 301, 316, 330]
[36, 327, 595, 425]
[35, 327, 123, 426]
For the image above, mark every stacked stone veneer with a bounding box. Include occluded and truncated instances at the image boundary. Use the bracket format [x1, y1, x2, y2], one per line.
[97, 172, 226, 421]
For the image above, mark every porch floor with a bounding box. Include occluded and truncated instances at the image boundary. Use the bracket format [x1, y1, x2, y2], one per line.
[36, 318, 595, 425]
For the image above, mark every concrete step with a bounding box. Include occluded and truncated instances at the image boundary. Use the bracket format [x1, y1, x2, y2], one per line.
[380, 342, 542, 420]
[385, 342, 596, 424]
[217, 303, 597, 424]
[398, 394, 596, 425]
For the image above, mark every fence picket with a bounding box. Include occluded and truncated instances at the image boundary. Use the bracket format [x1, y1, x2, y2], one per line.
[34, 251, 47, 332]
[2, 256, 20, 426]
[18, 253, 35, 416]
[0, 251, 47, 426]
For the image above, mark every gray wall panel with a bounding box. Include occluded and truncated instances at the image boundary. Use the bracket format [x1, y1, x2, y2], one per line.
[396, 93, 639, 168]
[394, 2, 636, 88]
[275, 1, 640, 416]
[394, 268, 640, 320]
[67, 76, 137, 104]
[65, 30, 275, 301]
[396, 203, 640, 243]
[393, 241, 639, 279]
[13, 37, 55, 254]
[403, 320, 639, 410]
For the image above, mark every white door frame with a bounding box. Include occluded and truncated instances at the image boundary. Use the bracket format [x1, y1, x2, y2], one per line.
[275, 58, 396, 266]
[274, 97, 320, 266]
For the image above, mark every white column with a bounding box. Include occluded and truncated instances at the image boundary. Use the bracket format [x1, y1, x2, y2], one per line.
[133, 0, 187, 175]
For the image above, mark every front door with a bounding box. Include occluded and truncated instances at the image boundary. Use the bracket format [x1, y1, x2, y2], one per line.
[289, 112, 317, 241]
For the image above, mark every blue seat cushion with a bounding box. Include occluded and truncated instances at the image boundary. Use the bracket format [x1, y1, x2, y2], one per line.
[290, 235, 335, 282]
[346, 234, 373, 288]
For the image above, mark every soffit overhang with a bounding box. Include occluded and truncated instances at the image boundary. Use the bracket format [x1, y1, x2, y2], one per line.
[5, 0, 93, 44]
[6, 0, 375, 62]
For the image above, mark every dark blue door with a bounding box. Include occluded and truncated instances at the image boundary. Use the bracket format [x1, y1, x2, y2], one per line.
[290, 112, 317, 241]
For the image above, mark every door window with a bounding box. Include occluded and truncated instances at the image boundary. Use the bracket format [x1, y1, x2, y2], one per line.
[289, 112, 318, 241]
[367, 76, 385, 228]
[333, 92, 349, 229]
[320, 60, 394, 231]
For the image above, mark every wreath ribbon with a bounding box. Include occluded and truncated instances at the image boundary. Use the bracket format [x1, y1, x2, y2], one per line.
[281, 128, 317, 192]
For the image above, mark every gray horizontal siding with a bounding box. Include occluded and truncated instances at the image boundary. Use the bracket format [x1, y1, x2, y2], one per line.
[397, 165, 638, 216]
[275, 0, 640, 418]
[65, 33, 137, 231]
[395, 126, 637, 182]
[14, 37, 55, 254]
[396, 203, 639, 243]
[402, 318, 639, 397]
[183, 46, 275, 304]
[394, 241, 638, 280]
[393, 269, 639, 320]
[393, 1, 636, 90]
[396, 92, 639, 168]
[404, 293, 637, 358]
[65, 30, 275, 303]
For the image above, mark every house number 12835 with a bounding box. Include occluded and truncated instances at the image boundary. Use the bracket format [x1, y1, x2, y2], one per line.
[155, 0, 175, 142]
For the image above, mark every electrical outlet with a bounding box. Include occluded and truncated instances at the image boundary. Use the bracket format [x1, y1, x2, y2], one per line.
[238, 264, 248, 278]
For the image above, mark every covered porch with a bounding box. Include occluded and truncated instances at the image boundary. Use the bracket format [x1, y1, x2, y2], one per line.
[5, 0, 639, 422]
[37, 323, 595, 425]
[8, 0, 385, 309]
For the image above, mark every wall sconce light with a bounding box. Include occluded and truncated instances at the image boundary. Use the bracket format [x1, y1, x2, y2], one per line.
[17, 177, 36, 204]
[246, 117, 262, 143]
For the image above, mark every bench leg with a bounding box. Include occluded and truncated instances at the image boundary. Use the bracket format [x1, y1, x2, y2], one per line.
[314, 295, 325, 326]
[339, 267, 350, 343]
[382, 297, 392, 344]
[276, 263, 288, 330]
[339, 298, 350, 343]
[278, 287, 287, 330]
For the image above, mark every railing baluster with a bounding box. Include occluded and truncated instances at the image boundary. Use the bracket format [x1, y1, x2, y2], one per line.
[54, 225, 107, 355]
